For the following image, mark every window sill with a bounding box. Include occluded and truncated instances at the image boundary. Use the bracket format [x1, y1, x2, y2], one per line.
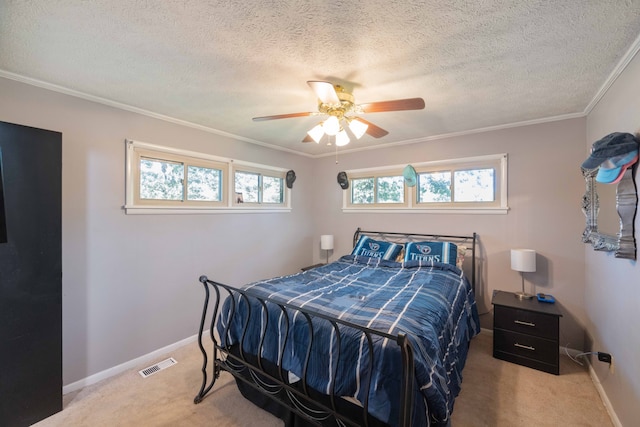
[342, 207, 509, 214]
[123, 205, 291, 215]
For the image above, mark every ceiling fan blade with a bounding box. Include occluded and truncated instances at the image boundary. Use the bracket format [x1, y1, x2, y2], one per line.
[357, 118, 389, 138]
[307, 81, 340, 104]
[359, 97, 425, 113]
[302, 134, 315, 143]
[252, 112, 313, 121]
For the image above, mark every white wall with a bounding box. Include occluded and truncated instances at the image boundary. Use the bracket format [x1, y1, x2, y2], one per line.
[585, 49, 640, 427]
[0, 77, 315, 385]
[311, 119, 588, 347]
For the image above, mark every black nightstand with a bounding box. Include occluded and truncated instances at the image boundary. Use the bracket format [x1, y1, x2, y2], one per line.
[301, 263, 324, 271]
[492, 290, 563, 375]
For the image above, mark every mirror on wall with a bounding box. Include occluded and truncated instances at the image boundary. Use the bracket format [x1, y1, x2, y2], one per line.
[581, 166, 637, 259]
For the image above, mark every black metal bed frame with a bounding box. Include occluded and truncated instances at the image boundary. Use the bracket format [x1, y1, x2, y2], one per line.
[194, 229, 478, 427]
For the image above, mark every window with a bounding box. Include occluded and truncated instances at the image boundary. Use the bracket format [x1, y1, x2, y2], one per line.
[343, 154, 508, 214]
[132, 148, 227, 208]
[349, 174, 406, 206]
[138, 157, 224, 203]
[233, 168, 285, 206]
[124, 140, 291, 214]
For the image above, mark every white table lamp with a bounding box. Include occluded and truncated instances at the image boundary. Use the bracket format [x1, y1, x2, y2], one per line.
[320, 235, 334, 264]
[511, 249, 536, 300]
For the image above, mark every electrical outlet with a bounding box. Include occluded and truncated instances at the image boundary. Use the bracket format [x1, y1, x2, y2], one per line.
[596, 352, 614, 373]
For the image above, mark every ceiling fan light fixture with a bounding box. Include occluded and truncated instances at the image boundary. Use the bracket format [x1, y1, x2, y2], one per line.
[348, 118, 368, 139]
[335, 129, 350, 146]
[253, 80, 425, 149]
[307, 123, 325, 143]
[323, 116, 340, 136]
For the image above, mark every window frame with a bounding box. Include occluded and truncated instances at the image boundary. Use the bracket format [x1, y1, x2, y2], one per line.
[346, 168, 409, 208]
[342, 154, 509, 214]
[133, 148, 228, 207]
[124, 140, 292, 214]
[232, 164, 287, 207]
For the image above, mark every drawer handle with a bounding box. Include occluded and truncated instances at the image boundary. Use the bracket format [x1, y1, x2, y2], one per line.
[514, 343, 535, 351]
[514, 320, 536, 327]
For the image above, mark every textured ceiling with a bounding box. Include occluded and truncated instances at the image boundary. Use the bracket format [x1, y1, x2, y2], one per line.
[2, 1, 640, 157]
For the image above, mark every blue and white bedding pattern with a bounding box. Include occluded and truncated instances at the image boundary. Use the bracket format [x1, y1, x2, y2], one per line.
[217, 255, 480, 427]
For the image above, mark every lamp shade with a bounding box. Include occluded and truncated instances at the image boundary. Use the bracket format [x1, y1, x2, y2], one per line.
[307, 123, 325, 143]
[349, 118, 368, 139]
[320, 235, 334, 250]
[323, 116, 340, 136]
[335, 129, 350, 146]
[511, 249, 536, 272]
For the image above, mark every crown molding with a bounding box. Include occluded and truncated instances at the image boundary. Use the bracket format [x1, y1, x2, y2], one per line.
[4, 27, 640, 162]
[0, 69, 314, 158]
[583, 31, 640, 115]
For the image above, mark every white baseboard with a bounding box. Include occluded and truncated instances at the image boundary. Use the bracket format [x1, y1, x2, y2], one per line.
[481, 329, 620, 426]
[587, 362, 622, 427]
[62, 334, 198, 395]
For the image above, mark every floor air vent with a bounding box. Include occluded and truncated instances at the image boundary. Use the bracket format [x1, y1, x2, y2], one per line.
[139, 357, 177, 378]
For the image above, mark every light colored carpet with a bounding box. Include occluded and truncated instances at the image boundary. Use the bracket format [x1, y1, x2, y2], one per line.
[450, 332, 613, 426]
[34, 332, 612, 426]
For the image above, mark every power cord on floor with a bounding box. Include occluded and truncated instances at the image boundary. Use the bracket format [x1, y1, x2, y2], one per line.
[563, 344, 602, 366]
[561, 329, 585, 366]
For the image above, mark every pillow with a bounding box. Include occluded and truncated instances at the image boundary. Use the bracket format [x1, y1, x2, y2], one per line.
[351, 235, 403, 261]
[404, 241, 458, 266]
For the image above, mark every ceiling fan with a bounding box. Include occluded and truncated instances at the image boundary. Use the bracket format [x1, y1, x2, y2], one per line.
[252, 81, 425, 146]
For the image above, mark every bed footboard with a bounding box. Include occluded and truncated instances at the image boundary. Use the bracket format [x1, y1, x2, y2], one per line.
[194, 275, 416, 427]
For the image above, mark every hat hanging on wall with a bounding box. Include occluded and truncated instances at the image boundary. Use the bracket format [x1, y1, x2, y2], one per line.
[286, 170, 296, 189]
[403, 164, 417, 187]
[337, 171, 349, 189]
[582, 132, 639, 170]
[596, 151, 638, 184]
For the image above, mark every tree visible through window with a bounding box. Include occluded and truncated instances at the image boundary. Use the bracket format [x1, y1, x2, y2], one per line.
[377, 176, 404, 203]
[235, 171, 259, 203]
[234, 170, 284, 204]
[344, 154, 507, 212]
[352, 178, 374, 204]
[126, 140, 291, 213]
[351, 176, 404, 205]
[418, 172, 451, 203]
[187, 166, 222, 201]
[454, 168, 494, 202]
[140, 158, 184, 201]
[263, 176, 283, 203]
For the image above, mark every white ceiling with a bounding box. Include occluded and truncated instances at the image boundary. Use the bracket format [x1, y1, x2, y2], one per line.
[2, 1, 640, 157]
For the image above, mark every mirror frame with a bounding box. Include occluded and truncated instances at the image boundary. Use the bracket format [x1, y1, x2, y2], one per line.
[581, 165, 637, 260]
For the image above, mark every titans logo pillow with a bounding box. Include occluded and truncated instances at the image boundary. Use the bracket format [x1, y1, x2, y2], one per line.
[404, 241, 458, 266]
[351, 236, 402, 261]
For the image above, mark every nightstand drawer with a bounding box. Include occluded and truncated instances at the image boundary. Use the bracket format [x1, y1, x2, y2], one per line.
[494, 329, 558, 366]
[494, 306, 558, 340]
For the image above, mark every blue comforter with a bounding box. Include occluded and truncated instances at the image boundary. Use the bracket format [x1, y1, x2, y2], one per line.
[217, 255, 480, 426]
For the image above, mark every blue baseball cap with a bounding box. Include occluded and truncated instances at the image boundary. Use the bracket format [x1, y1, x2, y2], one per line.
[403, 164, 417, 187]
[596, 151, 638, 184]
[582, 132, 639, 170]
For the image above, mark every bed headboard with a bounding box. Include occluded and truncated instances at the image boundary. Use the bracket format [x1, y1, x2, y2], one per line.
[353, 228, 478, 293]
